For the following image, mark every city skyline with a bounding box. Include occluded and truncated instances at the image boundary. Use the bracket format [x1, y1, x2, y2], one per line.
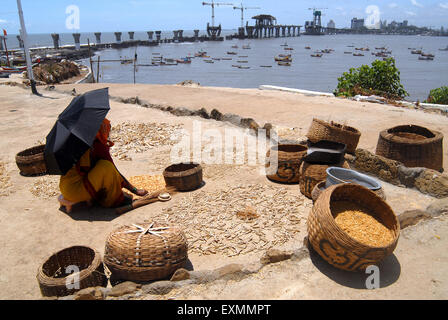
[0, 0, 448, 34]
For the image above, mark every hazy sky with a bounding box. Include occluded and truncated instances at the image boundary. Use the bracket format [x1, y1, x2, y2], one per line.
[1, 0, 447, 34]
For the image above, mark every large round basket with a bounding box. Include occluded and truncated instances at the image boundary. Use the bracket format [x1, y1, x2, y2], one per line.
[311, 180, 386, 203]
[163, 163, 203, 191]
[375, 125, 443, 172]
[37, 246, 107, 297]
[104, 222, 188, 282]
[265, 144, 308, 184]
[306, 118, 361, 154]
[15, 145, 47, 177]
[307, 184, 400, 272]
[299, 160, 349, 199]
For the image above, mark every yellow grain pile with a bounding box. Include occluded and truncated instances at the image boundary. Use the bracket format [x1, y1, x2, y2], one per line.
[127, 175, 166, 198]
[332, 201, 394, 247]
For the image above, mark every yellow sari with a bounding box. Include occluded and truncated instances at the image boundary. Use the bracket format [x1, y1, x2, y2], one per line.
[59, 146, 125, 208]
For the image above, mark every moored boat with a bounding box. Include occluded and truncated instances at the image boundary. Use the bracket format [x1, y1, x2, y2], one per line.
[278, 61, 291, 66]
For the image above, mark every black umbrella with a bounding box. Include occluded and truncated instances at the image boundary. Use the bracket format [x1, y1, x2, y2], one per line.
[44, 88, 110, 175]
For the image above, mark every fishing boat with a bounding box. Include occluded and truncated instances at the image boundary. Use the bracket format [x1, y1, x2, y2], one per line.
[421, 53, 435, 58]
[278, 61, 291, 66]
[176, 57, 192, 64]
[231, 45, 238, 49]
[411, 49, 422, 54]
[260, 65, 272, 68]
[284, 47, 294, 51]
[212, 58, 221, 61]
[353, 53, 364, 57]
[227, 51, 238, 55]
[195, 51, 208, 57]
[375, 47, 386, 50]
[439, 46, 448, 51]
[121, 59, 133, 65]
[278, 54, 291, 58]
[238, 55, 248, 58]
[221, 58, 232, 60]
[418, 55, 434, 61]
[310, 53, 322, 58]
[0, 65, 33, 73]
[355, 47, 370, 52]
[204, 60, 214, 64]
[237, 60, 248, 63]
[305, 46, 311, 49]
[344, 51, 352, 54]
[281, 42, 288, 47]
[232, 65, 241, 68]
[275, 56, 292, 62]
[242, 45, 251, 49]
[238, 66, 250, 69]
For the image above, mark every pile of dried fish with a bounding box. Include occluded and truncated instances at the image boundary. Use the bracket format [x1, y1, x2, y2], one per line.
[127, 175, 166, 199]
[154, 184, 309, 257]
[110, 122, 184, 161]
[0, 162, 13, 197]
[29, 176, 60, 199]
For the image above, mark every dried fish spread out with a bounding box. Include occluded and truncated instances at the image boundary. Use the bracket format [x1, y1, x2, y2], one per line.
[127, 175, 166, 198]
[152, 184, 307, 257]
[0, 162, 13, 197]
[29, 176, 60, 199]
[332, 201, 394, 247]
[110, 122, 183, 161]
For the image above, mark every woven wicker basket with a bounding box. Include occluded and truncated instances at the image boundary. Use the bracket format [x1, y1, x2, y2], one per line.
[163, 163, 203, 191]
[306, 118, 361, 154]
[307, 184, 400, 272]
[311, 180, 387, 203]
[299, 160, 350, 199]
[16, 145, 47, 177]
[265, 144, 308, 184]
[37, 246, 107, 297]
[375, 125, 443, 172]
[104, 222, 188, 282]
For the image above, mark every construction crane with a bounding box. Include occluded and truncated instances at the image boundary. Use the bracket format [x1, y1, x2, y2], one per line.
[202, 1, 234, 28]
[308, 7, 327, 27]
[233, 2, 260, 28]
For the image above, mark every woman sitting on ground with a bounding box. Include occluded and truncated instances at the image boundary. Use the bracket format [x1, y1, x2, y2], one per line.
[59, 118, 148, 208]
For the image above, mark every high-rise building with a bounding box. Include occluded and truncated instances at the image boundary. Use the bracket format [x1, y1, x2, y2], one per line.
[351, 18, 365, 30]
[327, 20, 336, 29]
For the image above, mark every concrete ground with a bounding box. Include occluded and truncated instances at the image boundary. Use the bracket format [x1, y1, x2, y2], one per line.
[0, 83, 446, 300]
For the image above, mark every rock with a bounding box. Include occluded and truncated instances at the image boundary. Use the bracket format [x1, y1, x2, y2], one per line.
[210, 109, 223, 121]
[398, 165, 425, 188]
[398, 210, 431, 229]
[142, 281, 176, 295]
[426, 198, 448, 217]
[188, 270, 219, 283]
[170, 268, 190, 281]
[170, 107, 193, 117]
[222, 113, 242, 126]
[193, 108, 210, 119]
[108, 281, 142, 297]
[216, 264, 244, 277]
[240, 118, 260, 131]
[260, 249, 293, 265]
[353, 149, 401, 184]
[414, 169, 448, 198]
[73, 287, 105, 300]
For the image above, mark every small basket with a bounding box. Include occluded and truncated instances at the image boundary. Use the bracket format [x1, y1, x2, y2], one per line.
[37, 246, 107, 297]
[16, 145, 48, 177]
[265, 144, 308, 184]
[163, 163, 203, 191]
[306, 118, 361, 154]
[307, 184, 400, 272]
[104, 222, 188, 282]
[299, 160, 350, 199]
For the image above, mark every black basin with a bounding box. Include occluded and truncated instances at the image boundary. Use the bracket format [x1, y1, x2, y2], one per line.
[304, 140, 347, 164]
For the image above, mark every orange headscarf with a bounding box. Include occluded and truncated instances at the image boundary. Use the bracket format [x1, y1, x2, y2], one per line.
[95, 118, 114, 147]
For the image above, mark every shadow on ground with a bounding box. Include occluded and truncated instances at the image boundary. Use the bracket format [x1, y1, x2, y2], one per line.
[309, 246, 401, 289]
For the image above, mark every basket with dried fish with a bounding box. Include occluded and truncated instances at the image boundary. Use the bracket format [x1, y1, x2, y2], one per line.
[104, 222, 188, 282]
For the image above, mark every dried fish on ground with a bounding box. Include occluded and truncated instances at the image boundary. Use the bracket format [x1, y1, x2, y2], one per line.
[153, 184, 307, 257]
[0, 162, 13, 197]
[29, 176, 60, 199]
[127, 175, 166, 199]
[110, 122, 184, 161]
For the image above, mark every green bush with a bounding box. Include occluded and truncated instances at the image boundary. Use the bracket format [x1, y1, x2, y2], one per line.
[334, 58, 409, 100]
[425, 86, 448, 105]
